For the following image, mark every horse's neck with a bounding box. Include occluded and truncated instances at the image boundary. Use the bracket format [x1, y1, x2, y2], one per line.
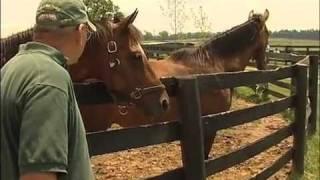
[216, 45, 257, 72]
[222, 55, 250, 72]
[148, 59, 193, 78]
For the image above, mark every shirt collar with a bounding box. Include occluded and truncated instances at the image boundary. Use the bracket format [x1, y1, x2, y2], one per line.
[19, 41, 68, 67]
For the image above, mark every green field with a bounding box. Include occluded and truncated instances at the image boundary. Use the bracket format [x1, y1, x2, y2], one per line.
[269, 38, 320, 46]
[144, 38, 320, 46]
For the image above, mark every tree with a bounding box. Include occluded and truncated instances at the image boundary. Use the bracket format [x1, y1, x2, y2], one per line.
[159, 31, 169, 40]
[192, 6, 211, 37]
[83, 0, 123, 21]
[160, 0, 188, 39]
[144, 31, 154, 40]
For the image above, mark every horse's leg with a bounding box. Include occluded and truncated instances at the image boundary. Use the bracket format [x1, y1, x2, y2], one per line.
[201, 89, 232, 159]
[204, 131, 217, 159]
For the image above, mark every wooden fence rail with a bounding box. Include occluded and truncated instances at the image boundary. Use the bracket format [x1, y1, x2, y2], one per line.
[77, 64, 313, 179]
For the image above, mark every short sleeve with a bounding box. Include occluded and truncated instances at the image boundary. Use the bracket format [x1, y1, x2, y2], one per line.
[19, 84, 68, 175]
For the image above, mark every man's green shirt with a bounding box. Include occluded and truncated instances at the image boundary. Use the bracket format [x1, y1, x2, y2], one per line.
[1, 42, 94, 180]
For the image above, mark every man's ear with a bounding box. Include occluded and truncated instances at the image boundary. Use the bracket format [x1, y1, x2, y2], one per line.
[77, 24, 87, 45]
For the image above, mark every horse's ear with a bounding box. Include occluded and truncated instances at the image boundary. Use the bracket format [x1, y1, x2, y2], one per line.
[248, 10, 254, 19]
[263, 9, 269, 21]
[127, 9, 139, 25]
[119, 9, 138, 28]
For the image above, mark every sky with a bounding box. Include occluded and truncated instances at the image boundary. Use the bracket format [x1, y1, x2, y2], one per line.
[1, 0, 319, 37]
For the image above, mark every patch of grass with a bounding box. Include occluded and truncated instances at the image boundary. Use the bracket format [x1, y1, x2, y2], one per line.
[269, 38, 320, 46]
[304, 128, 320, 180]
[234, 86, 270, 104]
[281, 109, 295, 122]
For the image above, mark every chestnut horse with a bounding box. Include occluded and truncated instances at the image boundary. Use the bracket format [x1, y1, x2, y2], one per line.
[88, 9, 270, 158]
[0, 10, 170, 131]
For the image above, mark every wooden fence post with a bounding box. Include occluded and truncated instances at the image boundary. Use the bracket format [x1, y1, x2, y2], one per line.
[177, 76, 206, 180]
[292, 64, 308, 176]
[290, 60, 296, 97]
[308, 55, 319, 136]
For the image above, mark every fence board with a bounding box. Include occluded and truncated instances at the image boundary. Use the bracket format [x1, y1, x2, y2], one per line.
[266, 52, 306, 62]
[205, 125, 293, 176]
[74, 82, 114, 104]
[203, 97, 294, 136]
[197, 66, 294, 92]
[267, 89, 288, 98]
[252, 149, 293, 180]
[271, 80, 291, 89]
[87, 121, 180, 156]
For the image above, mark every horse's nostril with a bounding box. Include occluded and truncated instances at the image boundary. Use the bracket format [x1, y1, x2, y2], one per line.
[161, 99, 169, 111]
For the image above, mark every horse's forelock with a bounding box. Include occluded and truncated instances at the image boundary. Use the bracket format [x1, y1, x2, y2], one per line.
[128, 24, 143, 43]
[90, 21, 142, 45]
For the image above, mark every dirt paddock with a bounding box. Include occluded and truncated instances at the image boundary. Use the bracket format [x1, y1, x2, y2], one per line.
[91, 98, 293, 180]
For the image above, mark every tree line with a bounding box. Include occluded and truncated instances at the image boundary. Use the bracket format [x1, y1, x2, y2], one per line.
[270, 29, 319, 40]
[143, 29, 320, 41]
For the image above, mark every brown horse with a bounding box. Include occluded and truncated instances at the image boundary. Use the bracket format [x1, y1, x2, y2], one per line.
[0, 10, 170, 131]
[88, 9, 270, 158]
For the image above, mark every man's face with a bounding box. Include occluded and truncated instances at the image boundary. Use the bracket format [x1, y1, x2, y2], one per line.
[68, 24, 91, 65]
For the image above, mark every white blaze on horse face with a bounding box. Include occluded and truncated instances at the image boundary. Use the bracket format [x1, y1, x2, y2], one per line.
[109, 58, 120, 68]
[129, 40, 147, 62]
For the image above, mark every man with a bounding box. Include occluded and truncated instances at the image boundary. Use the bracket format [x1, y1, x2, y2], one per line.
[1, 0, 96, 179]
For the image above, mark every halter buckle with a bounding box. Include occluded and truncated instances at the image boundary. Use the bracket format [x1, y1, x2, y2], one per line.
[130, 88, 143, 100]
[118, 105, 129, 116]
[107, 41, 118, 53]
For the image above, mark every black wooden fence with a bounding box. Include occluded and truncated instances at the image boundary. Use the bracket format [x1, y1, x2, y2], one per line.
[74, 62, 318, 179]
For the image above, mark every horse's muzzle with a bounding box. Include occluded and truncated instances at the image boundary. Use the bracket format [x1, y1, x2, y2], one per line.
[160, 94, 170, 112]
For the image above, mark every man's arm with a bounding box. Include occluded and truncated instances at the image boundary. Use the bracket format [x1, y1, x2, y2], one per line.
[21, 172, 57, 180]
[19, 84, 68, 177]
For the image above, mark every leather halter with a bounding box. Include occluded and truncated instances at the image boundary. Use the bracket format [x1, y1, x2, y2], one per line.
[105, 37, 166, 115]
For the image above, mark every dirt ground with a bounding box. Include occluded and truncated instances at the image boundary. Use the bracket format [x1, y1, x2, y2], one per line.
[91, 98, 293, 180]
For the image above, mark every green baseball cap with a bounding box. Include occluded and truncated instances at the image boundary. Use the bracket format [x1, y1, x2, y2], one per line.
[36, 0, 96, 31]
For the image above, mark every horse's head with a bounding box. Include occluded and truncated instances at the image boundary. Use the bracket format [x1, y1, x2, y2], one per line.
[92, 10, 169, 117]
[248, 9, 270, 70]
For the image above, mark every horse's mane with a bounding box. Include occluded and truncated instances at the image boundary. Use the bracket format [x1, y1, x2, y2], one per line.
[170, 15, 265, 65]
[0, 20, 144, 67]
[1, 28, 33, 66]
